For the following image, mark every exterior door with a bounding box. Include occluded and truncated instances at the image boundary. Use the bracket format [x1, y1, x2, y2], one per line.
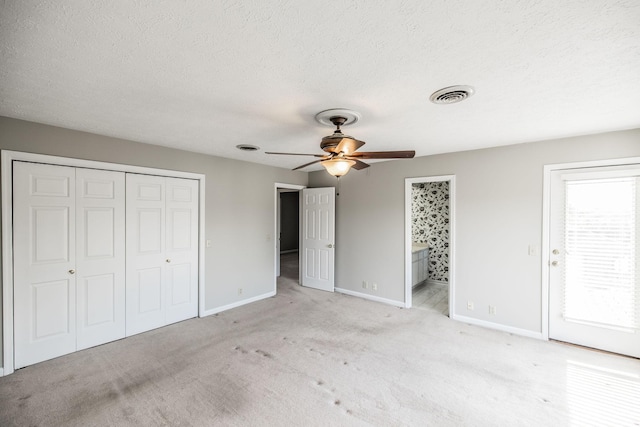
[13, 162, 77, 368]
[549, 165, 640, 358]
[126, 174, 198, 336]
[301, 187, 335, 292]
[75, 168, 126, 350]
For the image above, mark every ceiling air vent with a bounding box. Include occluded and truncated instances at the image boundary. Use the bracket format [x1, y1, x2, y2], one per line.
[429, 85, 475, 104]
[236, 144, 260, 152]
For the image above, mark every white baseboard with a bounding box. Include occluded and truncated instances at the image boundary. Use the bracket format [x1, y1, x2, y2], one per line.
[335, 287, 405, 308]
[0, 367, 4, 377]
[426, 279, 448, 286]
[451, 314, 545, 340]
[200, 290, 276, 317]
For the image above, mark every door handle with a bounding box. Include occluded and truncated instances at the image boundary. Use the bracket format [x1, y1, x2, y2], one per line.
[552, 249, 560, 255]
[68, 269, 76, 274]
[327, 244, 334, 249]
[166, 259, 171, 263]
[551, 261, 558, 267]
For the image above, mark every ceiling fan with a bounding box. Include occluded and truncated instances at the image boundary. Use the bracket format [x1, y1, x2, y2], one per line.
[266, 109, 415, 177]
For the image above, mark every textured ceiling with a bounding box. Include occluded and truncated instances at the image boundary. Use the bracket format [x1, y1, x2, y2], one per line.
[1, 1, 639, 171]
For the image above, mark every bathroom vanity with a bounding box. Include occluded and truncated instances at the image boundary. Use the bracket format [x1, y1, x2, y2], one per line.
[411, 244, 429, 287]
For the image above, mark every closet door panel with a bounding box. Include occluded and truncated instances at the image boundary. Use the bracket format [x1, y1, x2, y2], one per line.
[13, 162, 77, 369]
[76, 169, 125, 350]
[165, 178, 199, 324]
[126, 174, 166, 336]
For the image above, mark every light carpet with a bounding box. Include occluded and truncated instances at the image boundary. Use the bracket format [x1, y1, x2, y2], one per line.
[1, 269, 639, 426]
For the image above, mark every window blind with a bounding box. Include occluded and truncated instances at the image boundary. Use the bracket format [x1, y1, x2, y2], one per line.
[563, 177, 638, 330]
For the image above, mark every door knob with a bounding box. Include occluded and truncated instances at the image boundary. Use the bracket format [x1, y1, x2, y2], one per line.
[166, 259, 171, 263]
[68, 269, 75, 274]
[552, 249, 560, 255]
[327, 244, 334, 249]
[551, 261, 558, 267]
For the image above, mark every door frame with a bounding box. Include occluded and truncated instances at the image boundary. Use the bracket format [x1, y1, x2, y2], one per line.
[273, 183, 305, 292]
[1, 150, 206, 376]
[404, 175, 456, 315]
[541, 156, 640, 341]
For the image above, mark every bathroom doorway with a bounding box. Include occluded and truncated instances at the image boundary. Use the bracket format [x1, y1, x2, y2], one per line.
[404, 175, 455, 316]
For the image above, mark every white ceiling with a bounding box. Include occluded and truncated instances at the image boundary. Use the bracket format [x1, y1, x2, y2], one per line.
[1, 1, 639, 171]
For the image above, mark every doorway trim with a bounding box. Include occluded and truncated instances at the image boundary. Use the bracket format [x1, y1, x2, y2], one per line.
[2, 150, 206, 376]
[274, 183, 305, 293]
[541, 156, 640, 341]
[404, 175, 456, 315]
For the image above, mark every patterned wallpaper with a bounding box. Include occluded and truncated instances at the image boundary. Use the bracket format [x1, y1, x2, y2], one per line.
[411, 182, 450, 282]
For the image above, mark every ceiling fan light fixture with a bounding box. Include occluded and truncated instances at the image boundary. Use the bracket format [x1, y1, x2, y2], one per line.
[322, 158, 356, 177]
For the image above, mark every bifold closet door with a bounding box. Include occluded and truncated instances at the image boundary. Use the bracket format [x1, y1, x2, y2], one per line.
[75, 168, 126, 350]
[13, 162, 126, 368]
[14, 162, 77, 368]
[126, 174, 198, 336]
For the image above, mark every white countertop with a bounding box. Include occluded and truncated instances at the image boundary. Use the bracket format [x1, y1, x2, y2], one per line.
[412, 243, 429, 253]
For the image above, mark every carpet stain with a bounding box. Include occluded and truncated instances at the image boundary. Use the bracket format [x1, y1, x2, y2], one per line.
[343, 361, 348, 366]
[309, 348, 325, 356]
[234, 346, 248, 354]
[334, 399, 341, 406]
[255, 349, 273, 358]
[316, 380, 324, 386]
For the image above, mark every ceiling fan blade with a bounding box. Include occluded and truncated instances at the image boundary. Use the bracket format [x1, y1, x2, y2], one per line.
[265, 152, 325, 157]
[348, 150, 415, 159]
[351, 159, 370, 170]
[335, 137, 365, 155]
[292, 159, 325, 171]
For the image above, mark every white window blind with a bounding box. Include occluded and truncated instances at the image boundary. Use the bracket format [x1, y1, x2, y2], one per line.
[563, 177, 638, 330]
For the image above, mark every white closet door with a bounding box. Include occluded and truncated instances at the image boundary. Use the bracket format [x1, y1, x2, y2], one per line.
[76, 168, 126, 350]
[126, 174, 199, 335]
[13, 162, 77, 368]
[165, 177, 199, 324]
[126, 174, 167, 336]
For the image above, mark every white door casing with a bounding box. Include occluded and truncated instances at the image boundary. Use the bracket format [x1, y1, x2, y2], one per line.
[13, 162, 78, 368]
[301, 187, 335, 292]
[76, 168, 126, 350]
[548, 165, 640, 358]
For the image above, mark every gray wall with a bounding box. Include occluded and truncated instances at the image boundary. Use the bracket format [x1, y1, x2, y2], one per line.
[310, 129, 640, 334]
[0, 116, 307, 370]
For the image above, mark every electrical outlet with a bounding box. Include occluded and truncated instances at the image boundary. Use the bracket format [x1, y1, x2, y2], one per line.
[467, 301, 474, 310]
[372, 283, 378, 291]
[238, 288, 243, 295]
[489, 305, 496, 315]
[362, 281, 368, 289]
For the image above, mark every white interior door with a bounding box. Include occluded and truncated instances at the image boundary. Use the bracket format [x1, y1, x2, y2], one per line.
[126, 174, 167, 336]
[165, 177, 199, 324]
[549, 165, 640, 358]
[13, 162, 77, 368]
[301, 187, 335, 292]
[75, 168, 126, 350]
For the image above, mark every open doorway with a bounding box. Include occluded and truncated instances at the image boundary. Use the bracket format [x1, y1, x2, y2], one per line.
[274, 183, 305, 292]
[405, 175, 455, 316]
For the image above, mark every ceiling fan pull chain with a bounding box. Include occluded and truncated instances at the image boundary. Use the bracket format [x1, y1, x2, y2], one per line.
[336, 176, 341, 196]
